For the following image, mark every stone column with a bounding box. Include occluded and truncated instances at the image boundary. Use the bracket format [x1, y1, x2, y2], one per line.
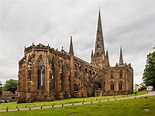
[64, 69, 70, 98]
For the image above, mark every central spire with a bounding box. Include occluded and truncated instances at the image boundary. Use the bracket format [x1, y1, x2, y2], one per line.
[94, 9, 105, 56]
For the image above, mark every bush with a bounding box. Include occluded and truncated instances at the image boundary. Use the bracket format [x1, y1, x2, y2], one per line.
[138, 85, 146, 91]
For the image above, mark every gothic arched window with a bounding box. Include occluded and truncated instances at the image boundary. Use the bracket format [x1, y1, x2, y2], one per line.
[110, 71, 114, 79]
[110, 81, 114, 90]
[74, 84, 78, 91]
[119, 81, 123, 90]
[38, 59, 45, 90]
[119, 70, 123, 78]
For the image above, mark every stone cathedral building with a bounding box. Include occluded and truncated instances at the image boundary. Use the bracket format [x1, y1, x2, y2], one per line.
[17, 11, 133, 103]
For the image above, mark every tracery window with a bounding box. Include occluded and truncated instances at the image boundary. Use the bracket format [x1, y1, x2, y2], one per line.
[38, 59, 45, 90]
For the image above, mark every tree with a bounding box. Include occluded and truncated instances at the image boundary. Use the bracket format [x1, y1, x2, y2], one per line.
[3, 79, 18, 93]
[0, 81, 2, 96]
[138, 85, 146, 91]
[143, 49, 155, 91]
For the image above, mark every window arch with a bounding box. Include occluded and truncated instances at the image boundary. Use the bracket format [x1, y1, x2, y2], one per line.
[110, 71, 114, 79]
[38, 59, 45, 90]
[119, 81, 123, 90]
[119, 70, 123, 78]
[74, 84, 78, 91]
[85, 68, 87, 73]
[110, 81, 114, 90]
[79, 65, 82, 70]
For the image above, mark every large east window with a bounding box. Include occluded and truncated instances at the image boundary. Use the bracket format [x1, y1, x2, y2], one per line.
[38, 59, 45, 90]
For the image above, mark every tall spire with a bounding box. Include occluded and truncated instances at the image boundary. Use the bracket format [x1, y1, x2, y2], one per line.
[94, 9, 105, 56]
[119, 47, 123, 65]
[69, 36, 74, 55]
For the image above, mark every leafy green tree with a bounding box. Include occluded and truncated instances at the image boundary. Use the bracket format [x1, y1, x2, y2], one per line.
[143, 49, 155, 90]
[138, 85, 146, 91]
[3, 79, 18, 93]
[0, 81, 2, 96]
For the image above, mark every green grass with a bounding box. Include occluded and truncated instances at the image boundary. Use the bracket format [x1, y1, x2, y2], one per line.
[1, 95, 155, 116]
[0, 90, 147, 110]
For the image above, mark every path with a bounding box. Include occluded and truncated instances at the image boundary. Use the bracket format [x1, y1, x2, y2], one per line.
[0, 91, 155, 113]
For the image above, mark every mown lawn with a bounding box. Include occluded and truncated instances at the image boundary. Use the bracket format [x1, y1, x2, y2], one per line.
[1, 96, 155, 116]
[0, 90, 147, 110]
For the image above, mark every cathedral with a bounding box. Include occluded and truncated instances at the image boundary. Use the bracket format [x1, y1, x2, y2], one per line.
[17, 11, 133, 103]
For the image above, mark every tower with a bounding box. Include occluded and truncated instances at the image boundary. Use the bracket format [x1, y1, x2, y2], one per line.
[91, 10, 109, 69]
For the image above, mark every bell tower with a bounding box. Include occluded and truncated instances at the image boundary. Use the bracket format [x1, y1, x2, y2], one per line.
[91, 10, 109, 69]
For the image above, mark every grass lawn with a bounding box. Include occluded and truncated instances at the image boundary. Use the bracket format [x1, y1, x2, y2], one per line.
[1, 95, 155, 116]
[0, 90, 147, 110]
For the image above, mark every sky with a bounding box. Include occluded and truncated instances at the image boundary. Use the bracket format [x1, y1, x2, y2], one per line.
[0, 0, 155, 85]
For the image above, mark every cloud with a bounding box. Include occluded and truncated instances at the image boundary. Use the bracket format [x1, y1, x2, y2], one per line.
[0, 0, 155, 85]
